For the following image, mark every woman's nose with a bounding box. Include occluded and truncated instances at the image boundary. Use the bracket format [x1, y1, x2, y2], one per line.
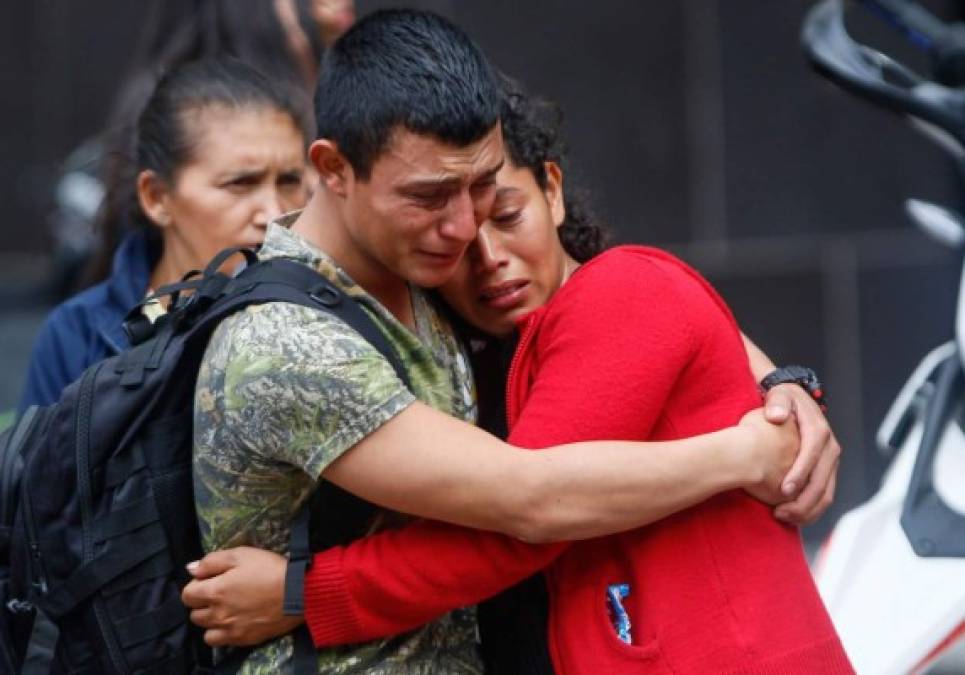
[473, 228, 505, 272]
[254, 187, 284, 226]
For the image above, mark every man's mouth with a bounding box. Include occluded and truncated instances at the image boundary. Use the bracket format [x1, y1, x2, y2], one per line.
[419, 250, 462, 264]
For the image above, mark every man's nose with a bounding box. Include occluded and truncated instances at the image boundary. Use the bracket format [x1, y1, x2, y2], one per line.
[439, 190, 478, 244]
[472, 182, 497, 227]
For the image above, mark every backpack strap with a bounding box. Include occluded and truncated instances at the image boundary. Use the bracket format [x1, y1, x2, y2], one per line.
[282, 506, 318, 674]
[120, 254, 413, 393]
[184, 258, 412, 390]
[235, 259, 411, 387]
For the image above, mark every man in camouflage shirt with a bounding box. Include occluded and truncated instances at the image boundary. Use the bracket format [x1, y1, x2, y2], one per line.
[194, 216, 479, 674]
[192, 9, 504, 674]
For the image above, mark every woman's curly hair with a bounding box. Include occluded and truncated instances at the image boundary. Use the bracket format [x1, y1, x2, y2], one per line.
[498, 76, 610, 262]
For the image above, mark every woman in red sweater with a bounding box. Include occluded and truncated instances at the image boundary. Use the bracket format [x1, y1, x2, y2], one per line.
[185, 82, 851, 673]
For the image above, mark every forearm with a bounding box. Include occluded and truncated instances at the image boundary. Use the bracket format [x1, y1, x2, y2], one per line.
[742, 332, 776, 382]
[323, 404, 760, 543]
[182, 520, 566, 649]
[303, 521, 565, 646]
[512, 425, 759, 542]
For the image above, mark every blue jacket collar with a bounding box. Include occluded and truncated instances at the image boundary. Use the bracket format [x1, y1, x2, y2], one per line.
[96, 230, 156, 354]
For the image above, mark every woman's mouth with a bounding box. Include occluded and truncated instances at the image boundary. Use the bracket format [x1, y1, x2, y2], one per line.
[479, 280, 530, 310]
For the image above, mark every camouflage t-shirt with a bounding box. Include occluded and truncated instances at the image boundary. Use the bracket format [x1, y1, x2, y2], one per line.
[193, 216, 480, 674]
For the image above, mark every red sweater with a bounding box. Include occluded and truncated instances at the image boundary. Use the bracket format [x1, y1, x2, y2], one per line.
[302, 246, 853, 674]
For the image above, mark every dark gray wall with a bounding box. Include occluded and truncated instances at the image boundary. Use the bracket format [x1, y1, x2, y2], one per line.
[0, 1, 960, 542]
[0, 1, 147, 255]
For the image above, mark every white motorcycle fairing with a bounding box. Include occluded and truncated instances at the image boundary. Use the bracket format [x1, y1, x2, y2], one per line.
[814, 343, 965, 674]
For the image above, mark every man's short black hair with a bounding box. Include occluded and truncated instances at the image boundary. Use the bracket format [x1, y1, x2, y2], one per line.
[314, 9, 502, 179]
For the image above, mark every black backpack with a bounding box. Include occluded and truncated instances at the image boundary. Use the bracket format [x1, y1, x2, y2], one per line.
[0, 248, 411, 674]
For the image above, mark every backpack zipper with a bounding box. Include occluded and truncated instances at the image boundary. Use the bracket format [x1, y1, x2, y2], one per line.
[74, 364, 127, 671]
[8, 406, 48, 599]
[75, 365, 98, 563]
[20, 478, 48, 596]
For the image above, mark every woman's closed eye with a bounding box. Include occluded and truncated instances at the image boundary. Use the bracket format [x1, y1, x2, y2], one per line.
[491, 209, 522, 227]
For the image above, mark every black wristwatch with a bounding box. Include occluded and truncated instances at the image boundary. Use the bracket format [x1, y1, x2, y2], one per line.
[759, 365, 827, 411]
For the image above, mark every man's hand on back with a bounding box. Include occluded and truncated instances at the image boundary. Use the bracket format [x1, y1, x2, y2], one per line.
[181, 547, 301, 647]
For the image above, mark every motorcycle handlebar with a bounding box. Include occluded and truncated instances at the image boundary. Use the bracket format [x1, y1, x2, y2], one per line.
[802, 0, 965, 148]
[861, 0, 945, 50]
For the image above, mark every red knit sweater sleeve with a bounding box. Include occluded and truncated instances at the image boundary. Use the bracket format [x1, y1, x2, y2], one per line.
[303, 521, 565, 646]
[508, 247, 699, 447]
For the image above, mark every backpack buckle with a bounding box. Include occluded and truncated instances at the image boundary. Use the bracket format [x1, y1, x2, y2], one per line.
[123, 314, 156, 346]
[5, 598, 33, 615]
[310, 284, 341, 307]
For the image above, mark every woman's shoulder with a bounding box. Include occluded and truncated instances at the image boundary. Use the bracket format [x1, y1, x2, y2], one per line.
[535, 246, 696, 335]
[33, 278, 131, 361]
[562, 245, 711, 301]
[20, 280, 120, 411]
[45, 279, 118, 331]
[545, 244, 737, 342]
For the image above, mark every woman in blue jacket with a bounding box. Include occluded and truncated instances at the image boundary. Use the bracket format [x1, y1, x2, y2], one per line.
[18, 58, 310, 413]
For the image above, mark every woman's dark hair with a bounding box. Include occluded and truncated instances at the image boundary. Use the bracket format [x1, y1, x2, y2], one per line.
[136, 57, 308, 184]
[84, 0, 321, 286]
[88, 57, 309, 283]
[498, 77, 609, 263]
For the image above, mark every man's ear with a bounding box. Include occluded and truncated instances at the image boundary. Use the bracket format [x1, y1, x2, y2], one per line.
[310, 139, 352, 197]
[544, 161, 566, 227]
[136, 170, 171, 228]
